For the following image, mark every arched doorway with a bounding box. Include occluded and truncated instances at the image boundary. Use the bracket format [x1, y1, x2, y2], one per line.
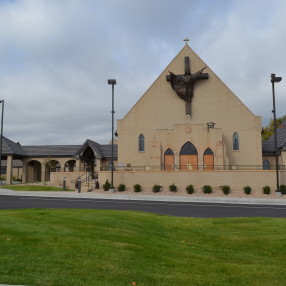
[164, 148, 174, 170]
[27, 160, 41, 182]
[203, 148, 214, 170]
[45, 160, 61, 181]
[82, 146, 96, 178]
[180, 142, 198, 170]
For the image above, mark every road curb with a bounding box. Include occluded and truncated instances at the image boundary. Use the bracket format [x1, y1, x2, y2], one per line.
[1, 189, 286, 205]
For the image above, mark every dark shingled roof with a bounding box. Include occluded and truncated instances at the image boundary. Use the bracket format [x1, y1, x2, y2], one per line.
[0, 137, 117, 159]
[22, 145, 81, 157]
[2, 136, 27, 156]
[73, 139, 117, 159]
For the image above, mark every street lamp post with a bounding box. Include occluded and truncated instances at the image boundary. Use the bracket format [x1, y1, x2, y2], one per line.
[271, 73, 282, 193]
[108, 79, 116, 191]
[0, 100, 4, 186]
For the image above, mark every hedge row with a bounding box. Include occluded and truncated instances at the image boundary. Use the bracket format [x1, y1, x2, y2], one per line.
[102, 180, 286, 195]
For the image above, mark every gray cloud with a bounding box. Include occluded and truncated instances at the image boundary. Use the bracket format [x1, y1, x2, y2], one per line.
[0, 0, 285, 145]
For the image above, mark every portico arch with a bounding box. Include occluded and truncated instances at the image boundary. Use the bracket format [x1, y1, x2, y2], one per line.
[45, 160, 61, 181]
[64, 160, 76, 172]
[180, 142, 198, 170]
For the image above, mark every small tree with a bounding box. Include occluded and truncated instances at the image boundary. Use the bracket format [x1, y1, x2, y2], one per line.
[103, 180, 111, 191]
[169, 183, 177, 192]
[118, 184, 126, 192]
[220, 185, 230, 195]
[280, 185, 286, 195]
[202, 185, 212, 194]
[152, 184, 161, 193]
[186, 184, 194, 194]
[263, 186, 270, 195]
[133, 184, 142, 192]
[244, 186, 251, 195]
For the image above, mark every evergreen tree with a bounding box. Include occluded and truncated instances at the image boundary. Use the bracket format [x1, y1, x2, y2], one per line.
[262, 115, 286, 140]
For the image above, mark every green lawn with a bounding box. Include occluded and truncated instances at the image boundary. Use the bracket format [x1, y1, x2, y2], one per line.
[1, 185, 73, 191]
[0, 209, 286, 286]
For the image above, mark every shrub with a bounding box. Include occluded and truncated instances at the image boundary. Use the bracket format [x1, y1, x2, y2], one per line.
[169, 183, 177, 192]
[244, 186, 251, 195]
[118, 184, 126, 192]
[133, 184, 142, 193]
[220, 185, 230, 195]
[202, 185, 212, 194]
[263, 186, 270, 195]
[186, 184, 194, 194]
[152, 184, 161, 193]
[103, 180, 111, 191]
[280, 185, 286, 195]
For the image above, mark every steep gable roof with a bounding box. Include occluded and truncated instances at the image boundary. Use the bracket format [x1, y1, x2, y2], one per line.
[1, 136, 26, 156]
[73, 139, 118, 159]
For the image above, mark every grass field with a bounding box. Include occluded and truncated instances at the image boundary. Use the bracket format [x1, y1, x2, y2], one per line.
[0, 209, 286, 286]
[1, 185, 73, 191]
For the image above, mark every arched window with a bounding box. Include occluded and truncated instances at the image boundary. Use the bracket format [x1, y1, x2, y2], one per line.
[263, 159, 270, 170]
[233, 132, 239, 150]
[138, 134, 145, 152]
[180, 142, 198, 155]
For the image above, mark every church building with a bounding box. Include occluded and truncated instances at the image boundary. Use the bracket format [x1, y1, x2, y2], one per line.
[2, 42, 284, 192]
[117, 43, 262, 171]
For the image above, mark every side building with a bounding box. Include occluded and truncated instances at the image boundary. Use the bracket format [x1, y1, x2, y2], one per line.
[0, 136, 117, 184]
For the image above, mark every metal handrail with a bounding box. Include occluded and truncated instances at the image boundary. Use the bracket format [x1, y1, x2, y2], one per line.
[100, 164, 286, 171]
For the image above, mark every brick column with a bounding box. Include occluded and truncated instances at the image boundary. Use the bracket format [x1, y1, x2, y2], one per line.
[6, 155, 13, 185]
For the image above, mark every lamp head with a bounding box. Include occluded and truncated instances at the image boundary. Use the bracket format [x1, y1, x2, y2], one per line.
[271, 74, 282, 83]
[108, 79, 116, 85]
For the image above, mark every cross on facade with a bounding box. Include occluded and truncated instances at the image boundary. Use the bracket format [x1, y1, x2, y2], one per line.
[166, 56, 209, 116]
[183, 37, 189, 45]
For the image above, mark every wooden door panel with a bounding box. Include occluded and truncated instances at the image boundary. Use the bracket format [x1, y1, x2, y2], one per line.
[164, 155, 174, 170]
[204, 154, 214, 170]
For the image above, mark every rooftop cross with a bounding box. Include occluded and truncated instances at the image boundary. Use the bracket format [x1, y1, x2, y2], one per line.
[183, 37, 189, 45]
[166, 56, 209, 116]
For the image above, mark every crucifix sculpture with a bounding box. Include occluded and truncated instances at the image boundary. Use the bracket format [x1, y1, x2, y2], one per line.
[166, 56, 209, 116]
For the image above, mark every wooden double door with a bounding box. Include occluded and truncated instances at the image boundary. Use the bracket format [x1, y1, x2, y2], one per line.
[164, 143, 214, 171]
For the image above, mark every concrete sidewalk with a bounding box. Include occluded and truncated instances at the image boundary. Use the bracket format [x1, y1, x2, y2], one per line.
[1, 188, 286, 205]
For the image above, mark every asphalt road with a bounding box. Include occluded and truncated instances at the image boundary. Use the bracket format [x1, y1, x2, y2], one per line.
[1, 195, 286, 218]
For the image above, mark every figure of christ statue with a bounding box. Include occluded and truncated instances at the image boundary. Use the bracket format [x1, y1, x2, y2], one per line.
[166, 57, 208, 116]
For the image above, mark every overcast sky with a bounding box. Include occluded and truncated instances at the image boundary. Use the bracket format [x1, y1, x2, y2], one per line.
[0, 0, 285, 145]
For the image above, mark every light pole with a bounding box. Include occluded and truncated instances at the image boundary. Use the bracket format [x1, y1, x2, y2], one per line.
[108, 79, 116, 191]
[0, 100, 4, 186]
[271, 74, 282, 193]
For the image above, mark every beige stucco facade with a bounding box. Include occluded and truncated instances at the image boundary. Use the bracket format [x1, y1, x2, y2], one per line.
[117, 44, 262, 170]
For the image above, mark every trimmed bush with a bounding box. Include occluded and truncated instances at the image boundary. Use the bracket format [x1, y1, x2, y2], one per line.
[118, 184, 126, 192]
[169, 183, 177, 192]
[186, 184, 194, 194]
[280, 185, 286, 195]
[133, 184, 142, 193]
[244, 186, 251, 195]
[220, 185, 230, 195]
[202, 185, 212, 194]
[263, 186, 270, 195]
[103, 180, 111, 191]
[152, 184, 161, 193]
